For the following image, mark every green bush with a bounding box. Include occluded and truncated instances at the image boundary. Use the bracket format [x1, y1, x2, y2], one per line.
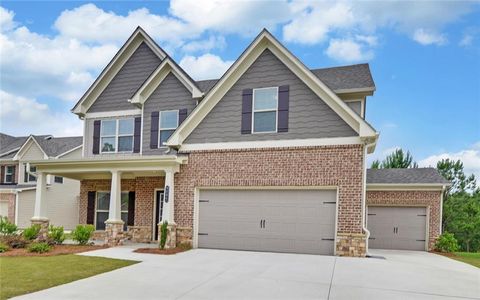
[0, 234, 27, 248]
[159, 221, 168, 250]
[72, 224, 95, 245]
[435, 232, 460, 253]
[28, 242, 51, 253]
[0, 217, 17, 235]
[22, 224, 41, 241]
[48, 225, 65, 245]
[0, 242, 9, 253]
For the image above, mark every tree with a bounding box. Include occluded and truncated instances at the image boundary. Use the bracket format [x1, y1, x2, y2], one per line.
[437, 159, 478, 195]
[370, 149, 418, 169]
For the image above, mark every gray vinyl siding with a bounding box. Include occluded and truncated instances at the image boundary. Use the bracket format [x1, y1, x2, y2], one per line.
[347, 101, 362, 117]
[142, 73, 197, 155]
[84, 115, 141, 158]
[185, 49, 357, 144]
[87, 42, 162, 113]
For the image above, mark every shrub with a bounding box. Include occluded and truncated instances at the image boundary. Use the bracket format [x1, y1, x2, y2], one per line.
[72, 224, 95, 245]
[28, 242, 51, 253]
[159, 221, 168, 250]
[48, 225, 65, 245]
[23, 224, 41, 241]
[0, 242, 9, 253]
[435, 232, 460, 253]
[0, 235, 27, 249]
[0, 217, 17, 235]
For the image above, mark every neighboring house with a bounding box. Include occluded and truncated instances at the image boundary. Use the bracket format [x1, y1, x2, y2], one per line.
[30, 27, 449, 256]
[0, 133, 82, 229]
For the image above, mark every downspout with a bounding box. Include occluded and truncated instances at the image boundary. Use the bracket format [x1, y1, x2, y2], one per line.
[362, 140, 376, 257]
[440, 185, 446, 234]
[14, 190, 19, 225]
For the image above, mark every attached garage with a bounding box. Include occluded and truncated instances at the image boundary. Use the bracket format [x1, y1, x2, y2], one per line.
[367, 206, 427, 251]
[197, 189, 337, 255]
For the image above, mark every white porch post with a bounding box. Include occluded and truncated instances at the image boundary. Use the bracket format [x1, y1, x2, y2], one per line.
[32, 172, 48, 220]
[161, 169, 175, 224]
[106, 170, 122, 223]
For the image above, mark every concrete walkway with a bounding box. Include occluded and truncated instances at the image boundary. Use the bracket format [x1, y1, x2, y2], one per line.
[14, 246, 480, 300]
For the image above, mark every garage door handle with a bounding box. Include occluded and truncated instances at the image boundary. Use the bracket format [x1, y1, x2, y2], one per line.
[264, 220, 266, 228]
[260, 220, 262, 228]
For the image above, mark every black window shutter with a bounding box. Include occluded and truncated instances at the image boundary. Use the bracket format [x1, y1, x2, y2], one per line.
[133, 117, 141, 153]
[128, 191, 135, 226]
[178, 109, 188, 125]
[0, 166, 4, 184]
[278, 85, 290, 133]
[92, 120, 101, 154]
[11, 166, 16, 184]
[241, 89, 253, 134]
[150, 111, 159, 149]
[87, 192, 96, 225]
[24, 165, 28, 183]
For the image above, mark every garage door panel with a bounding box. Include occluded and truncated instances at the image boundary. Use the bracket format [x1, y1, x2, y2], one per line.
[198, 189, 336, 255]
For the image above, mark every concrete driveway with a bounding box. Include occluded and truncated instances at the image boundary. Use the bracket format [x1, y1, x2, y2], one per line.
[14, 246, 480, 300]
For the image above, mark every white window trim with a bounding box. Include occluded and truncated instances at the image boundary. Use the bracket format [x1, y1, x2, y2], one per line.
[252, 87, 278, 134]
[158, 110, 179, 147]
[94, 191, 130, 230]
[24, 164, 37, 183]
[100, 118, 135, 154]
[4, 166, 14, 183]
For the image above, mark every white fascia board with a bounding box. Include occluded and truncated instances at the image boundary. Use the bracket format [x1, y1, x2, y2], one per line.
[180, 136, 363, 152]
[130, 59, 203, 105]
[0, 147, 20, 159]
[13, 136, 48, 160]
[166, 31, 377, 147]
[72, 27, 167, 117]
[55, 145, 83, 159]
[84, 109, 142, 119]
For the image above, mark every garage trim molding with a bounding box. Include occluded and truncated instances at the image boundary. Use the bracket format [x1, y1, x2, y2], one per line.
[192, 186, 339, 255]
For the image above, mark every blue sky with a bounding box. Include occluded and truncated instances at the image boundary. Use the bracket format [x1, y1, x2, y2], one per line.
[0, 1, 479, 177]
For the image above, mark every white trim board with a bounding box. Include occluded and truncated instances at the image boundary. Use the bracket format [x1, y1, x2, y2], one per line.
[84, 109, 142, 119]
[13, 136, 48, 160]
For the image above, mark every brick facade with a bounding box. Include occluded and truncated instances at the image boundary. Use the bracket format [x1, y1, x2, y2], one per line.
[366, 190, 442, 250]
[0, 192, 16, 222]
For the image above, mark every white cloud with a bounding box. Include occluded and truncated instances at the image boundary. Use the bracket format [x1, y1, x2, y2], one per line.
[0, 6, 15, 31]
[413, 28, 447, 46]
[419, 143, 480, 181]
[0, 90, 82, 136]
[460, 34, 473, 47]
[179, 54, 233, 80]
[325, 38, 374, 62]
[181, 35, 226, 53]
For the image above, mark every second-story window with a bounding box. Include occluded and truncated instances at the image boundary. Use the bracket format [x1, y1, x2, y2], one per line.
[252, 87, 278, 133]
[24, 164, 36, 183]
[101, 118, 134, 153]
[4, 166, 14, 183]
[159, 110, 178, 146]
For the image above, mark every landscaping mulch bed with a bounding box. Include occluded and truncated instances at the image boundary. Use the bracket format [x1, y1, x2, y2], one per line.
[0, 244, 107, 257]
[133, 247, 188, 255]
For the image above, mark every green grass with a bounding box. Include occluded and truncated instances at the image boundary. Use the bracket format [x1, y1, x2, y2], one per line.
[450, 252, 480, 268]
[0, 255, 138, 300]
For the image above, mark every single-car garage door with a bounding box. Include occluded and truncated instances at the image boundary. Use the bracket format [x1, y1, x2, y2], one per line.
[198, 189, 337, 255]
[367, 206, 427, 251]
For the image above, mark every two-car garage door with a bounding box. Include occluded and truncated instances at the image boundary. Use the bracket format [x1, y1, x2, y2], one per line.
[198, 189, 336, 255]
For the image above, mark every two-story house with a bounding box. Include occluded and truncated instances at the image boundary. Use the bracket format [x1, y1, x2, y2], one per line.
[0, 133, 82, 229]
[29, 27, 449, 256]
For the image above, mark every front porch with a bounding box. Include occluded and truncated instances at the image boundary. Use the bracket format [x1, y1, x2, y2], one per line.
[29, 156, 189, 247]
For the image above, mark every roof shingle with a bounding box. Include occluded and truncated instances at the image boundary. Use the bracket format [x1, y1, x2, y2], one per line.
[367, 168, 450, 185]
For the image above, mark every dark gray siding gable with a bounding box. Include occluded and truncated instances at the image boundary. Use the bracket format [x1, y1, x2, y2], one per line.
[143, 73, 197, 155]
[185, 49, 357, 144]
[88, 42, 162, 113]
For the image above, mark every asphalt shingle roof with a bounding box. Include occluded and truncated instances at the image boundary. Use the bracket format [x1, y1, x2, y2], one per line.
[0, 133, 29, 156]
[367, 168, 450, 185]
[195, 64, 375, 94]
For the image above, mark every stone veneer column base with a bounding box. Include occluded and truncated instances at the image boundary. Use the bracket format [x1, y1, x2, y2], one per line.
[158, 223, 177, 249]
[176, 227, 193, 247]
[127, 226, 152, 243]
[31, 218, 49, 241]
[336, 233, 367, 257]
[105, 221, 125, 247]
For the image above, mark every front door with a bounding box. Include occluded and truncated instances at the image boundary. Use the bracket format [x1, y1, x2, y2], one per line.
[154, 190, 164, 240]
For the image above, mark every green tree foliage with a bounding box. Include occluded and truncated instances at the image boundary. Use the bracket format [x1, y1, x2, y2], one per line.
[370, 149, 418, 169]
[437, 159, 478, 195]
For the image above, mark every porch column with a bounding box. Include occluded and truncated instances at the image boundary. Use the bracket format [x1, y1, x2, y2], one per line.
[104, 170, 124, 246]
[159, 168, 176, 249]
[31, 172, 49, 240]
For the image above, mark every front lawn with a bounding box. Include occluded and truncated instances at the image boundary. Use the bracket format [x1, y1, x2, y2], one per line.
[450, 252, 480, 268]
[0, 255, 138, 299]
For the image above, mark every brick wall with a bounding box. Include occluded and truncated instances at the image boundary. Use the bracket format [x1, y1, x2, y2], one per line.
[0, 192, 16, 221]
[366, 190, 442, 250]
[175, 144, 364, 237]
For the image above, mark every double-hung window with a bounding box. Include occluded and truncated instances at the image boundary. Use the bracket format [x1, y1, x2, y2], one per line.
[252, 87, 278, 133]
[95, 191, 129, 230]
[24, 164, 36, 183]
[159, 110, 178, 146]
[4, 166, 14, 183]
[100, 118, 134, 153]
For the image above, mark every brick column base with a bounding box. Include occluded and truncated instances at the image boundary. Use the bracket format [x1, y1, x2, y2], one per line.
[336, 233, 366, 257]
[158, 223, 177, 249]
[105, 221, 125, 247]
[31, 219, 49, 242]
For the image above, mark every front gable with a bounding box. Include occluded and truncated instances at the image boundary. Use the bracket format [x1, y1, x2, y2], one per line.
[185, 49, 357, 144]
[13, 137, 48, 161]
